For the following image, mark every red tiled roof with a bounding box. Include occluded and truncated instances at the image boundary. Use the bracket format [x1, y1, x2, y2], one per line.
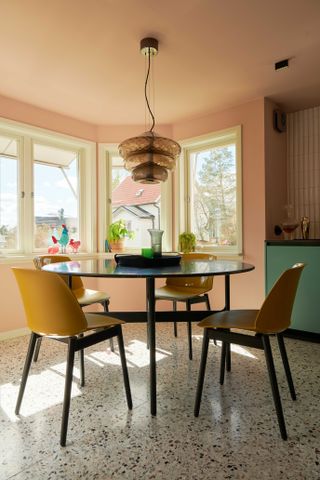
[112, 176, 160, 206]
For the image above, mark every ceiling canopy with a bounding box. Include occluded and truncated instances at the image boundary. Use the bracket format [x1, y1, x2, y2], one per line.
[0, 0, 319, 125]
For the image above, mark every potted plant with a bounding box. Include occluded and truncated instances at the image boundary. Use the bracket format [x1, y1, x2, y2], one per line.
[178, 232, 196, 253]
[107, 220, 134, 252]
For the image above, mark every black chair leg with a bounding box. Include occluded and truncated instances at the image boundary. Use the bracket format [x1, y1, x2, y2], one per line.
[15, 332, 39, 415]
[173, 300, 178, 337]
[194, 329, 210, 416]
[117, 329, 133, 410]
[33, 337, 42, 362]
[186, 300, 192, 360]
[204, 293, 211, 310]
[262, 335, 287, 440]
[204, 294, 217, 346]
[146, 292, 150, 350]
[146, 324, 150, 350]
[79, 333, 85, 387]
[226, 343, 231, 372]
[219, 340, 227, 385]
[103, 300, 114, 352]
[60, 338, 76, 447]
[277, 334, 296, 400]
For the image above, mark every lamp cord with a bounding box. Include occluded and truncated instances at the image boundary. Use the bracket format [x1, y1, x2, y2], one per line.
[144, 47, 155, 133]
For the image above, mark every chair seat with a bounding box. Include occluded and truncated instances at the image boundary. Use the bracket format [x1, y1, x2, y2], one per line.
[155, 285, 209, 301]
[199, 309, 260, 331]
[85, 313, 124, 331]
[74, 288, 110, 306]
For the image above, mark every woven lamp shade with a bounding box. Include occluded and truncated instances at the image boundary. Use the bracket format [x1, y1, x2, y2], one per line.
[119, 131, 181, 184]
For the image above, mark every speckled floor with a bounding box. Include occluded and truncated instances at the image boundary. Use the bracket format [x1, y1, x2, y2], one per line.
[0, 323, 319, 480]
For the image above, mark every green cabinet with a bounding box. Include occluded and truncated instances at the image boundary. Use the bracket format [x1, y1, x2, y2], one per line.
[265, 241, 320, 334]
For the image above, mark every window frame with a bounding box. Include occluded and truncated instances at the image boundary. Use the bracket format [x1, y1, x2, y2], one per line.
[98, 144, 173, 252]
[175, 126, 242, 256]
[0, 117, 96, 256]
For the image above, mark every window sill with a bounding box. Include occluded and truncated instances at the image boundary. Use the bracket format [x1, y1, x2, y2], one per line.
[0, 252, 114, 265]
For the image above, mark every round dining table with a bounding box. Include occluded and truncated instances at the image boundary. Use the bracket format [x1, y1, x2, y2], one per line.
[43, 256, 255, 416]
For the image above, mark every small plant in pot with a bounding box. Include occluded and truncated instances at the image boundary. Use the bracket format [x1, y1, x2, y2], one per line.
[178, 232, 196, 253]
[107, 220, 134, 252]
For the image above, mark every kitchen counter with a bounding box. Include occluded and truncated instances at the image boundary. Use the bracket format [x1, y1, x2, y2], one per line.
[265, 241, 320, 338]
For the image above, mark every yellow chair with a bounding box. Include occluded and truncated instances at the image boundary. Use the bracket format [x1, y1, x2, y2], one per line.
[33, 255, 113, 360]
[155, 253, 216, 360]
[194, 263, 305, 440]
[12, 268, 132, 447]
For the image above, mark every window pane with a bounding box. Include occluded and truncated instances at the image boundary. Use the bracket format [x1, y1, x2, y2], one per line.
[33, 144, 79, 250]
[189, 144, 237, 248]
[111, 157, 161, 248]
[0, 136, 19, 251]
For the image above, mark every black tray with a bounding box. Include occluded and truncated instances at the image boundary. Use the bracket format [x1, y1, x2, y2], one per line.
[114, 254, 181, 268]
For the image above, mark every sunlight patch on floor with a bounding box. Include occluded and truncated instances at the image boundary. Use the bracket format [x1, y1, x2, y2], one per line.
[87, 350, 122, 367]
[0, 340, 173, 423]
[124, 339, 172, 368]
[0, 366, 81, 422]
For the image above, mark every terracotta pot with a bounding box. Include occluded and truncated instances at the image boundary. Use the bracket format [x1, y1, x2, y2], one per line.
[109, 239, 125, 252]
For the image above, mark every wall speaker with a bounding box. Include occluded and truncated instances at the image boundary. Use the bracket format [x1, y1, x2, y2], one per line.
[273, 109, 287, 133]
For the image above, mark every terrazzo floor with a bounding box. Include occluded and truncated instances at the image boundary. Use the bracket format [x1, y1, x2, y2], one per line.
[0, 322, 319, 480]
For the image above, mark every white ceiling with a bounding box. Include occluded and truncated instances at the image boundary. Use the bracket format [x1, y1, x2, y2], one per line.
[0, 0, 319, 126]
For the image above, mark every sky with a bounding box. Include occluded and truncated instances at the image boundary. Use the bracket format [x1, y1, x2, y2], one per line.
[0, 156, 78, 229]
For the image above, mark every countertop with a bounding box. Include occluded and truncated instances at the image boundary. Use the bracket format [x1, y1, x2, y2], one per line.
[266, 239, 320, 246]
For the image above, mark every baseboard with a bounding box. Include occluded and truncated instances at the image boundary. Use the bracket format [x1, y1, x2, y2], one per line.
[0, 327, 29, 341]
[284, 328, 320, 343]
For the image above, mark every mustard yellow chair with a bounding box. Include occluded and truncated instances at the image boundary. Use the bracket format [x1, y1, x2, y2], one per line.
[155, 253, 216, 360]
[33, 255, 113, 360]
[194, 263, 305, 440]
[13, 268, 132, 447]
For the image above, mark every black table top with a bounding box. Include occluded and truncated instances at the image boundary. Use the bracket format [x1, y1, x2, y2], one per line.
[42, 257, 255, 279]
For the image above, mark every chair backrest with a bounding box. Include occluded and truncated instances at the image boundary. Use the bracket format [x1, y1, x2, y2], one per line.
[256, 263, 305, 333]
[166, 253, 216, 291]
[12, 268, 87, 336]
[33, 255, 83, 291]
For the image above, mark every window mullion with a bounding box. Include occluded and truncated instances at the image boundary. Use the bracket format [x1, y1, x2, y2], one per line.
[97, 144, 112, 252]
[22, 137, 33, 254]
[160, 172, 172, 252]
[78, 146, 96, 253]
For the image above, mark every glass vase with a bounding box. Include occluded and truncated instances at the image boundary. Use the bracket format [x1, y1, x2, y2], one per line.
[148, 229, 164, 258]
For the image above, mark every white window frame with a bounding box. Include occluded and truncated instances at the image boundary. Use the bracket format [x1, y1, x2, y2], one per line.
[0, 117, 96, 256]
[98, 144, 173, 252]
[175, 126, 242, 256]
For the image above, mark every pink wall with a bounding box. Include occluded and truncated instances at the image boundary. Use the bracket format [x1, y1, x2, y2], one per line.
[0, 97, 266, 334]
[0, 264, 27, 332]
[0, 94, 97, 141]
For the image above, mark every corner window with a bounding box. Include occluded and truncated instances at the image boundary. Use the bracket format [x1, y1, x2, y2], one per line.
[177, 126, 242, 255]
[98, 145, 172, 252]
[0, 119, 96, 255]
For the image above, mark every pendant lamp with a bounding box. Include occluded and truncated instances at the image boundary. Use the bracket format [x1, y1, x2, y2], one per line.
[118, 38, 181, 184]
